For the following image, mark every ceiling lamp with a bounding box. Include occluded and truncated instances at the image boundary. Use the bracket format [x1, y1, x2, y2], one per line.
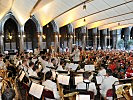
[47, 24, 49, 28]
[83, 2, 86, 10]
[84, 18, 86, 22]
[42, 35, 46, 39]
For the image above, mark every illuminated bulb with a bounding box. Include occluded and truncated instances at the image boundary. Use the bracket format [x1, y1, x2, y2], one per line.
[2, 35, 4, 38]
[55, 35, 58, 38]
[23, 35, 26, 37]
[47, 25, 49, 28]
[38, 35, 40, 38]
[42, 35, 46, 39]
[18, 35, 20, 37]
[9, 35, 12, 39]
[59, 35, 61, 38]
[70, 35, 73, 38]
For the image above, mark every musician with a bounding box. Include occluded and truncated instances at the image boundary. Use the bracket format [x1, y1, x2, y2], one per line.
[19, 59, 28, 73]
[28, 62, 35, 76]
[97, 66, 106, 76]
[56, 60, 64, 71]
[70, 45, 80, 64]
[34, 47, 40, 56]
[100, 69, 118, 98]
[76, 71, 97, 95]
[51, 58, 58, 69]
[42, 71, 60, 99]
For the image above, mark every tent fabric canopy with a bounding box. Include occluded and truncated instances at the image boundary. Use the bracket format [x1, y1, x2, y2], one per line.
[0, 0, 132, 30]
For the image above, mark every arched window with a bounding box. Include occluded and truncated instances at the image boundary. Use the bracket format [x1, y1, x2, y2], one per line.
[4, 18, 19, 51]
[24, 19, 38, 50]
[43, 23, 54, 49]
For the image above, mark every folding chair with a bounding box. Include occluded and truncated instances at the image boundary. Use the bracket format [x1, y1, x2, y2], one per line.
[106, 89, 113, 100]
[76, 90, 94, 100]
[42, 89, 55, 100]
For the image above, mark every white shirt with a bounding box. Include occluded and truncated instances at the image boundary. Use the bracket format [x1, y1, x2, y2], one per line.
[42, 80, 60, 99]
[32, 58, 37, 64]
[98, 68, 106, 76]
[28, 67, 38, 77]
[100, 76, 118, 97]
[71, 49, 80, 62]
[76, 80, 97, 95]
[0, 60, 5, 69]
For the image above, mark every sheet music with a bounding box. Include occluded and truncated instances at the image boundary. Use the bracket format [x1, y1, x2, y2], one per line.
[29, 83, 44, 99]
[57, 74, 63, 84]
[85, 65, 95, 71]
[19, 71, 25, 82]
[96, 76, 104, 84]
[76, 95, 90, 100]
[62, 76, 70, 85]
[57, 74, 70, 85]
[75, 76, 83, 85]
[69, 63, 78, 71]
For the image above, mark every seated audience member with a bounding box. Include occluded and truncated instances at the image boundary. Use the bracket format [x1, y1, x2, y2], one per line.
[76, 71, 97, 95]
[100, 69, 118, 98]
[108, 61, 116, 72]
[126, 64, 133, 78]
[42, 71, 60, 99]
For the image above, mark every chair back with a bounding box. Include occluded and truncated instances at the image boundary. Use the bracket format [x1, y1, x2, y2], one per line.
[106, 89, 113, 97]
[22, 82, 29, 92]
[78, 90, 94, 99]
[42, 89, 55, 99]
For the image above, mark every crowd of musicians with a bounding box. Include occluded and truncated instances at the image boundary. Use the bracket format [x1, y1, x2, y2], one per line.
[0, 45, 133, 100]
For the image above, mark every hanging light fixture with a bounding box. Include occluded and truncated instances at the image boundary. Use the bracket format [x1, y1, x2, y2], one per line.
[84, 18, 86, 22]
[83, 2, 86, 10]
[118, 23, 120, 26]
[47, 24, 49, 28]
[83, 2, 86, 22]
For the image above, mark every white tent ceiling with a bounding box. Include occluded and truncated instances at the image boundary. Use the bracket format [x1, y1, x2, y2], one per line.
[0, 0, 132, 30]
